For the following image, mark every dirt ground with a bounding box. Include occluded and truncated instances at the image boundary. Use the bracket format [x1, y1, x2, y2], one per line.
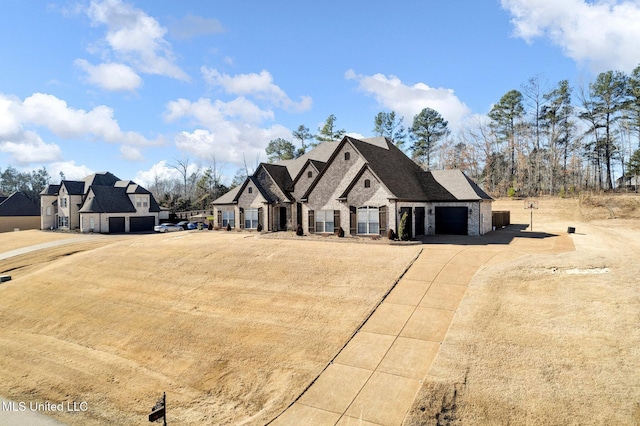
[405, 194, 640, 426]
[0, 230, 420, 425]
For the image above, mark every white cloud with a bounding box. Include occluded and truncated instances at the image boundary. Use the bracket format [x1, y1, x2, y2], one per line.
[501, 0, 640, 72]
[74, 59, 142, 92]
[0, 131, 63, 165]
[172, 124, 290, 167]
[164, 96, 291, 166]
[19, 93, 162, 147]
[48, 161, 95, 181]
[0, 92, 162, 166]
[120, 145, 144, 161]
[165, 97, 274, 126]
[346, 70, 471, 130]
[169, 13, 225, 39]
[81, 0, 189, 88]
[134, 160, 201, 187]
[202, 68, 312, 112]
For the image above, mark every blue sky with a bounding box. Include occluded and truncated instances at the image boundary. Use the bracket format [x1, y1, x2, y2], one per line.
[1, 0, 639, 186]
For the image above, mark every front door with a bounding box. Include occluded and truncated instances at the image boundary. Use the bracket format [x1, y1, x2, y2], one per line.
[415, 207, 425, 236]
[279, 207, 287, 230]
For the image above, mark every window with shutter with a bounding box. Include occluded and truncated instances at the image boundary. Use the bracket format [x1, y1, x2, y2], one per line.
[239, 208, 245, 229]
[314, 210, 334, 233]
[333, 210, 340, 234]
[357, 206, 380, 234]
[308, 210, 315, 233]
[258, 207, 263, 229]
[245, 208, 259, 229]
[379, 205, 387, 236]
[349, 206, 356, 235]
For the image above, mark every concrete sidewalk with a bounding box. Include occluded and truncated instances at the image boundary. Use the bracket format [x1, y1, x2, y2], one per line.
[272, 230, 574, 425]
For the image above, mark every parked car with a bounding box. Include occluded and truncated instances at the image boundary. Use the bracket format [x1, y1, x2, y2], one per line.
[154, 223, 183, 233]
[177, 221, 197, 230]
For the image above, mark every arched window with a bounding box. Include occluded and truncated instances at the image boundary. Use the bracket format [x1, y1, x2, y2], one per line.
[344, 152, 351, 161]
[364, 179, 371, 188]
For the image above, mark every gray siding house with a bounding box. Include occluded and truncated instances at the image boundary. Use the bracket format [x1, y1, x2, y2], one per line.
[212, 136, 493, 238]
[40, 172, 162, 233]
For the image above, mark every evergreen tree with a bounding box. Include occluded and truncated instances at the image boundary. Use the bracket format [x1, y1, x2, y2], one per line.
[373, 111, 407, 148]
[315, 114, 346, 144]
[265, 138, 295, 162]
[488, 89, 526, 180]
[410, 107, 449, 171]
[292, 125, 313, 157]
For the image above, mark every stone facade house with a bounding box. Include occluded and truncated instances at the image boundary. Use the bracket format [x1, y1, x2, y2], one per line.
[40, 172, 162, 233]
[212, 136, 493, 238]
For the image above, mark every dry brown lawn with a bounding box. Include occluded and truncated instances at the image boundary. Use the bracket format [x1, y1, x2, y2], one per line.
[0, 231, 421, 425]
[405, 194, 640, 426]
[0, 229, 91, 253]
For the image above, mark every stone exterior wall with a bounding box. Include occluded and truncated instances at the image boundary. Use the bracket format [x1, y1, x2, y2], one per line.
[40, 194, 57, 230]
[305, 141, 366, 234]
[292, 163, 318, 200]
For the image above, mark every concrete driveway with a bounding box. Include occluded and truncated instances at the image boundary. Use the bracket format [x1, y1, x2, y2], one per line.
[270, 228, 574, 425]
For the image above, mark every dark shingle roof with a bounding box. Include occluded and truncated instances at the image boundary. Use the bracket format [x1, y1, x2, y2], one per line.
[78, 186, 136, 213]
[348, 137, 432, 200]
[62, 180, 86, 195]
[261, 163, 294, 193]
[0, 192, 40, 216]
[84, 172, 120, 189]
[40, 184, 60, 196]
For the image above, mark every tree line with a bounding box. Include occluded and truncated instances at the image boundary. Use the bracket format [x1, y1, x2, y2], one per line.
[0, 166, 51, 204]
[267, 65, 640, 197]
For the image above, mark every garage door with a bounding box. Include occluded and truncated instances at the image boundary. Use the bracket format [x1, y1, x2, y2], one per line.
[130, 216, 155, 233]
[435, 207, 468, 235]
[108, 217, 125, 234]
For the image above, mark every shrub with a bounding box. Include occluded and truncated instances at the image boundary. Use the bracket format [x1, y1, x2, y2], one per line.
[387, 229, 396, 240]
[226, 223, 231, 231]
[398, 212, 409, 241]
[507, 186, 517, 198]
[257, 223, 263, 232]
[338, 227, 345, 237]
[296, 224, 304, 236]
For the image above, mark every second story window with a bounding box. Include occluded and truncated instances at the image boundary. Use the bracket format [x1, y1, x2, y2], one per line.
[248, 187, 253, 194]
[364, 179, 371, 188]
[344, 152, 351, 161]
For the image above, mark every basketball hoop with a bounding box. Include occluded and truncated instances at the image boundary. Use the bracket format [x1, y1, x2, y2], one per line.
[524, 199, 538, 231]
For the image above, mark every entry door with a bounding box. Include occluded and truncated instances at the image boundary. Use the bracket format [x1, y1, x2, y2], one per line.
[415, 207, 425, 236]
[279, 207, 287, 230]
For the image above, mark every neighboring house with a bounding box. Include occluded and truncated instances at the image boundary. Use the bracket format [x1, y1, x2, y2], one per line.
[0, 192, 41, 233]
[616, 175, 639, 190]
[212, 136, 493, 238]
[40, 172, 162, 233]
